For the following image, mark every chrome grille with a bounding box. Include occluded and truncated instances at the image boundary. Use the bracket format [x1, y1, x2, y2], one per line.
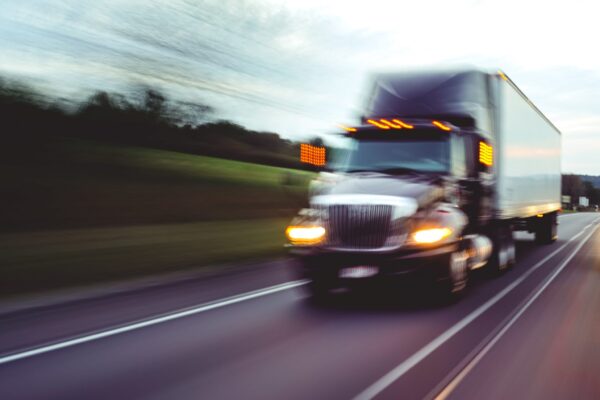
[327, 204, 394, 249]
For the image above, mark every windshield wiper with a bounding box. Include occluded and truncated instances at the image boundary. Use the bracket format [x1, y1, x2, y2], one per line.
[345, 169, 379, 173]
[377, 167, 424, 175]
[344, 167, 436, 176]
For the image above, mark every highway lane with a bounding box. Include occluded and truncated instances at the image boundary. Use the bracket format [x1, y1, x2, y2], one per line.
[0, 213, 598, 399]
[439, 214, 600, 400]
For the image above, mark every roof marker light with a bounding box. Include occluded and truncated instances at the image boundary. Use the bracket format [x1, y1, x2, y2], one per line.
[338, 124, 357, 132]
[498, 70, 508, 81]
[432, 120, 452, 131]
[392, 119, 414, 129]
[367, 119, 390, 129]
[379, 119, 402, 129]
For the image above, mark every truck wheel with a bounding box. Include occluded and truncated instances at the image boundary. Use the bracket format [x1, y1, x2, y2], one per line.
[449, 250, 469, 293]
[439, 250, 469, 298]
[535, 212, 557, 244]
[488, 224, 515, 274]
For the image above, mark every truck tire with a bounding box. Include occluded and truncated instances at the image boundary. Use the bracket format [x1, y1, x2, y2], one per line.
[438, 249, 469, 299]
[535, 212, 557, 245]
[488, 224, 515, 275]
[449, 250, 469, 293]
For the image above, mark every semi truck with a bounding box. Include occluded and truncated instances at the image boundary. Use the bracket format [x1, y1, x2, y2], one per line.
[286, 68, 561, 299]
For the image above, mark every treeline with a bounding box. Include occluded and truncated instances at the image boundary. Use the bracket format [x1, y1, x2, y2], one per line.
[562, 174, 600, 206]
[0, 79, 308, 169]
[579, 174, 600, 189]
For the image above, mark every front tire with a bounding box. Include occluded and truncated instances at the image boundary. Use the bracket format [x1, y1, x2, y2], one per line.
[438, 250, 469, 299]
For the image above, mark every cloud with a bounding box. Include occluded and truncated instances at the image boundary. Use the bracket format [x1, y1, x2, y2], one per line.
[1, 0, 600, 172]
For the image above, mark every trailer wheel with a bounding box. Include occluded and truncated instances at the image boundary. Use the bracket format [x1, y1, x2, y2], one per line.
[535, 212, 557, 245]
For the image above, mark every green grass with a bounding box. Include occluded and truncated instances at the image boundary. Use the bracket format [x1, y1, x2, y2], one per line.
[1, 138, 314, 231]
[57, 138, 314, 188]
[0, 218, 289, 298]
[0, 138, 314, 298]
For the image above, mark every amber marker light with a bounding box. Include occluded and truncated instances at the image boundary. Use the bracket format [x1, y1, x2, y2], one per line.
[498, 70, 509, 81]
[285, 225, 326, 245]
[392, 119, 414, 129]
[432, 120, 452, 131]
[379, 119, 402, 129]
[338, 124, 357, 132]
[479, 142, 493, 167]
[300, 143, 326, 166]
[413, 227, 452, 244]
[367, 119, 391, 129]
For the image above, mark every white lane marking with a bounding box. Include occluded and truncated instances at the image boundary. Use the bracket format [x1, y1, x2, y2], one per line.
[354, 218, 600, 400]
[434, 223, 599, 400]
[0, 280, 308, 365]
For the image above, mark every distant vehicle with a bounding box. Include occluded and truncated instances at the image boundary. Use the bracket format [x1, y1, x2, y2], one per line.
[286, 68, 561, 299]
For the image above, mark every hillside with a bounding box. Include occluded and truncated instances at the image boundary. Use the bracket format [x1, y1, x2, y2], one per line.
[1, 137, 313, 232]
[580, 174, 600, 188]
[0, 138, 314, 297]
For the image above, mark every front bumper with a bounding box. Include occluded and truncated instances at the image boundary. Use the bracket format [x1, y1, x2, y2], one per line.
[290, 242, 459, 284]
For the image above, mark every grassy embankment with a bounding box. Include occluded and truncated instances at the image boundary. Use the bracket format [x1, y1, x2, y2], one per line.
[0, 138, 314, 298]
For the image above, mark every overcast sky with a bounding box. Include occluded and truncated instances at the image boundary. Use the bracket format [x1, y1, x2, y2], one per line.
[1, 0, 599, 173]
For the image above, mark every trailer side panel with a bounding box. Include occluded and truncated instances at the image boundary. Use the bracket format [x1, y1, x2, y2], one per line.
[495, 77, 561, 219]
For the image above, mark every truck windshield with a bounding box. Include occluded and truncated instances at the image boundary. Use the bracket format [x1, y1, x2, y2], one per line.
[333, 137, 450, 174]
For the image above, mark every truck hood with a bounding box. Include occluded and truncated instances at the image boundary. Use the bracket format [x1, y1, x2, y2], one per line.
[311, 173, 444, 210]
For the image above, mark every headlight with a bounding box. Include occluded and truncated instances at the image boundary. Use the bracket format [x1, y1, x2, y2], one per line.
[285, 225, 326, 245]
[412, 227, 452, 244]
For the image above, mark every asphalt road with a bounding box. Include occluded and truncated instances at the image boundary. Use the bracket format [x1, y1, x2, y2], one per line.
[1, 213, 599, 400]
